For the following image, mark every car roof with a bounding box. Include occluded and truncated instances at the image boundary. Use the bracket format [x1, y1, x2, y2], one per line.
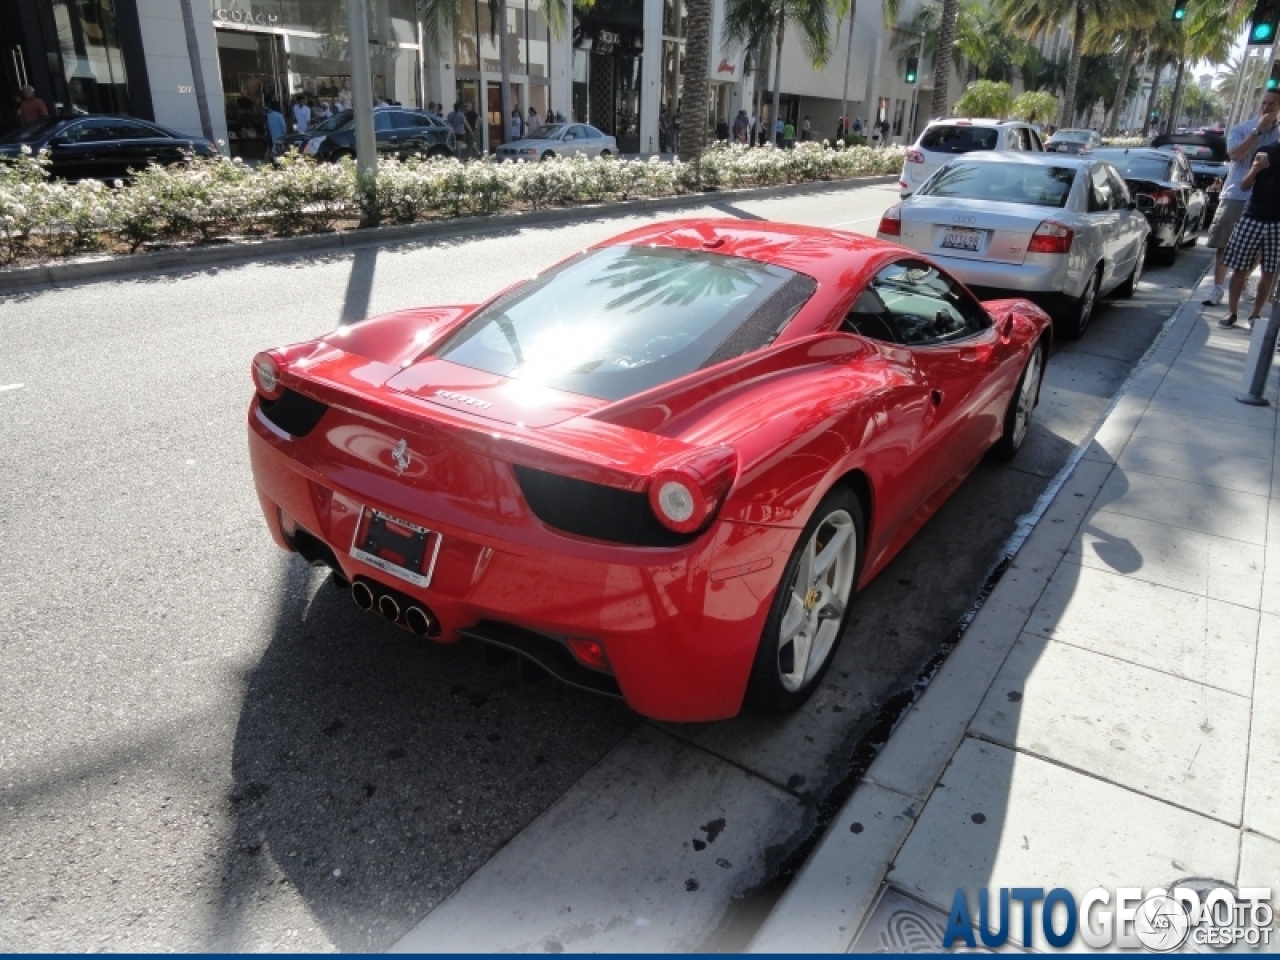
[1091, 147, 1171, 160]
[926, 118, 1021, 128]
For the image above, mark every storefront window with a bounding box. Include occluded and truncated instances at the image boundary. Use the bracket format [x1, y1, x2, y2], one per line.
[216, 28, 285, 158]
[478, 0, 526, 75]
[527, 0, 549, 78]
[454, 0, 479, 70]
[38, 0, 130, 116]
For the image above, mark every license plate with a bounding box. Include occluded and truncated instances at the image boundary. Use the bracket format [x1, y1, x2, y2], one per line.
[941, 229, 982, 252]
[349, 506, 442, 588]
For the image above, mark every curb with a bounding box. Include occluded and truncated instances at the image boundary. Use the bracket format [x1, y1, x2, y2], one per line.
[0, 175, 898, 295]
[746, 261, 1218, 954]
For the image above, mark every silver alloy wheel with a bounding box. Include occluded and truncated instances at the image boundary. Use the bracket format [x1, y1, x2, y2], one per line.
[776, 509, 857, 692]
[1011, 346, 1043, 450]
[1078, 272, 1097, 330]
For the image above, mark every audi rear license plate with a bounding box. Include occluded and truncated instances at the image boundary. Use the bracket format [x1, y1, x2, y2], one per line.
[941, 228, 983, 252]
[350, 506, 442, 588]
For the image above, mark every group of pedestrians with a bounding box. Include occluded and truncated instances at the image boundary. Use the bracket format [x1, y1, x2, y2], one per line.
[1203, 88, 1280, 341]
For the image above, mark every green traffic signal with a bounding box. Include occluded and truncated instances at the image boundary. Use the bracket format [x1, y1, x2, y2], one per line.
[905, 56, 919, 84]
[1172, 0, 1187, 21]
[1249, 0, 1280, 45]
[1255, 20, 1275, 39]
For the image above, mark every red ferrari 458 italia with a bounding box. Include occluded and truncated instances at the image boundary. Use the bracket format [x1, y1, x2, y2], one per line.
[248, 220, 1051, 722]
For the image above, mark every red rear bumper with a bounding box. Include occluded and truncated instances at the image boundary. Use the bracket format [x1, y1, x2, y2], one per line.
[248, 409, 795, 722]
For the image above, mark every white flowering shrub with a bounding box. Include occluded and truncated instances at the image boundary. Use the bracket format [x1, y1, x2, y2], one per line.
[1102, 137, 1148, 148]
[0, 142, 908, 265]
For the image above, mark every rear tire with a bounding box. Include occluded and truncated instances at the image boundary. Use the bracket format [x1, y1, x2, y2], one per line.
[1055, 269, 1098, 341]
[990, 341, 1045, 460]
[1115, 239, 1145, 298]
[745, 487, 864, 714]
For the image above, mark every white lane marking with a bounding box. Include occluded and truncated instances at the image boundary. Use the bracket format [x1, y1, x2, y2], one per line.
[0, 383, 23, 392]
[828, 215, 883, 226]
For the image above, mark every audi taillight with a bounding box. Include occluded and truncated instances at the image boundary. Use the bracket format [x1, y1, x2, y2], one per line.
[1148, 189, 1175, 207]
[878, 203, 903, 237]
[906, 148, 926, 164]
[252, 351, 284, 400]
[1027, 220, 1074, 255]
[648, 446, 737, 534]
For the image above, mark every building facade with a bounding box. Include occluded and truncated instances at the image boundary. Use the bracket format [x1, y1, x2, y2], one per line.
[4, 0, 956, 152]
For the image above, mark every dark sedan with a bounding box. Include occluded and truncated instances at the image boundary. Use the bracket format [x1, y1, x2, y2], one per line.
[1151, 131, 1228, 222]
[1044, 128, 1101, 154]
[0, 115, 218, 180]
[1092, 147, 1206, 264]
[270, 107, 455, 162]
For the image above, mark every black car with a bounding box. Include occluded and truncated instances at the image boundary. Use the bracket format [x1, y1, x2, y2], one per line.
[270, 107, 455, 162]
[0, 115, 218, 180]
[1151, 131, 1228, 222]
[1092, 147, 1206, 264]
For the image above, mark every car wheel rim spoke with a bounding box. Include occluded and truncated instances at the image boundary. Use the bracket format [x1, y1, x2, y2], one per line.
[777, 508, 857, 693]
[1013, 349, 1041, 447]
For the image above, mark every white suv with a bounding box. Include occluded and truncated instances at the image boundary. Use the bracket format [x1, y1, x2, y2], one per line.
[899, 119, 1045, 197]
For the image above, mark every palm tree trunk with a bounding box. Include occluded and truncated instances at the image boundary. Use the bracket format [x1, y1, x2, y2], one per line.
[1106, 43, 1138, 135]
[770, 18, 785, 146]
[930, 0, 958, 119]
[498, 0, 513, 145]
[1059, 1, 1086, 127]
[1167, 52, 1188, 134]
[1142, 55, 1165, 137]
[839, 0, 857, 139]
[678, 0, 712, 166]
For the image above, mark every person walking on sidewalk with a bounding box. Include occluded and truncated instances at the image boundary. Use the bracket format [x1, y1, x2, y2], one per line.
[1204, 89, 1280, 306]
[447, 102, 475, 158]
[1219, 138, 1280, 329]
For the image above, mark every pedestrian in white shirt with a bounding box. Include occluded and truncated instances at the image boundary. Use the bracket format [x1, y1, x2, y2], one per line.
[509, 108, 523, 141]
[292, 97, 311, 133]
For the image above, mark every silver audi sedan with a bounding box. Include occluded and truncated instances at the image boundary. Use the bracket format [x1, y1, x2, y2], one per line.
[877, 152, 1150, 339]
[495, 123, 618, 161]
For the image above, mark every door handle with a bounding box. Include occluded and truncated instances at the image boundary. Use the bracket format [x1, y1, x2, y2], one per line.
[930, 389, 944, 406]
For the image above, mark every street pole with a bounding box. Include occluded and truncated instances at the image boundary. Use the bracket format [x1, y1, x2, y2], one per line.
[908, 33, 923, 141]
[839, 10, 855, 141]
[347, 0, 378, 224]
[1237, 297, 1280, 405]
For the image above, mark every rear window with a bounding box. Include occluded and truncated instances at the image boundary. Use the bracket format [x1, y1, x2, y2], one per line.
[1157, 144, 1217, 161]
[1103, 155, 1173, 180]
[920, 125, 999, 153]
[920, 161, 1076, 207]
[1053, 130, 1092, 142]
[436, 246, 815, 401]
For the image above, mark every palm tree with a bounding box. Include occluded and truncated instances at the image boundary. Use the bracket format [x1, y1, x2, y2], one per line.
[681, 0, 712, 166]
[1165, 0, 1247, 132]
[929, 0, 960, 118]
[996, 0, 1147, 127]
[418, 0, 576, 147]
[722, 0, 833, 149]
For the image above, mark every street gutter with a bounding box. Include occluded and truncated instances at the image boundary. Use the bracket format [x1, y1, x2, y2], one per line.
[0, 175, 898, 296]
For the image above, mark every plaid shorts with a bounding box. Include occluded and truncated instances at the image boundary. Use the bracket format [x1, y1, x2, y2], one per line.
[1224, 215, 1280, 274]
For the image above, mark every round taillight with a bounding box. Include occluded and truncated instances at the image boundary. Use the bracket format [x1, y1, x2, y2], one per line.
[252, 352, 283, 400]
[650, 472, 708, 534]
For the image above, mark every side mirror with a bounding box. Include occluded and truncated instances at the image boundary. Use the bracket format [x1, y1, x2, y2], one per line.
[999, 313, 1015, 341]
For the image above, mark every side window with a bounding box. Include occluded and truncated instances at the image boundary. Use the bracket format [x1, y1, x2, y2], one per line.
[109, 119, 161, 140]
[843, 289, 899, 343]
[374, 111, 394, 132]
[1029, 128, 1044, 151]
[1005, 128, 1022, 151]
[1107, 168, 1131, 206]
[568, 125, 589, 140]
[62, 119, 116, 142]
[868, 260, 991, 346]
[584, 126, 603, 139]
[1088, 166, 1115, 212]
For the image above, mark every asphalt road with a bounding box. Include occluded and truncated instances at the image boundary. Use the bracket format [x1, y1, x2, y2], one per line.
[0, 185, 1211, 951]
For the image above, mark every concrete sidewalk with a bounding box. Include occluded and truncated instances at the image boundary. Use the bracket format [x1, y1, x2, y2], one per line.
[751, 275, 1280, 952]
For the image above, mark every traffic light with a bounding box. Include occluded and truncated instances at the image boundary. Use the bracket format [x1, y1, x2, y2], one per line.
[1248, 0, 1280, 44]
[906, 56, 918, 84]
[1269, 62, 1280, 90]
[1172, 0, 1187, 21]
[1150, 109, 1160, 120]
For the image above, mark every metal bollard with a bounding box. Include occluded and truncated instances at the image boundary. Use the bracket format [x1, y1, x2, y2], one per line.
[1237, 297, 1280, 406]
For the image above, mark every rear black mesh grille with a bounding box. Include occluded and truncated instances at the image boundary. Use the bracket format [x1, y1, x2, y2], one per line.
[258, 389, 328, 438]
[513, 465, 697, 547]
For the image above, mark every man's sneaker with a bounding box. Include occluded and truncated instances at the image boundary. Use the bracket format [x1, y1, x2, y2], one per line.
[1219, 313, 1238, 328]
[1203, 284, 1225, 306]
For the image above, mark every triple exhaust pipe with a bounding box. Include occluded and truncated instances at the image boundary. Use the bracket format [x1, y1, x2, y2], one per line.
[350, 580, 437, 637]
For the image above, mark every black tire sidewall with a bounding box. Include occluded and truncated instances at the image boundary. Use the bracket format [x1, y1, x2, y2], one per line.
[744, 486, 864, 714]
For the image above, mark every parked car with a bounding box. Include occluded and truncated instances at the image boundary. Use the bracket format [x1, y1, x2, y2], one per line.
[495, 123, 618, 161]
[879, 152, 1149, 339]
[0, 115, 218, 180]
[246, 220, 1050, 722]
[899, 118, 1046, 197]
[1151, 131, 1228, 222]
[270, 107, 455, 162]
[1091, 147, 1206, 263]
[1044, 128, 1102, 154]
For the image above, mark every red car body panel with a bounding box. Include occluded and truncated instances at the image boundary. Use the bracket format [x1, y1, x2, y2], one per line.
[247, 221, 1051, 721]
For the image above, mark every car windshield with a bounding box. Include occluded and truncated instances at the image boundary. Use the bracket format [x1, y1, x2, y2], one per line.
[1157, 144, 1218, 162]
[1102, 154, 1173, 180]
[920, 161, 1076, 207]
[528, 124, 565, 139]
[310, 110, 353, 133]
[0, 119, 64, 144]
[1052, 130, 1092, 142]
[436, 245, 814, 401]
[919, 125, 999, 153]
